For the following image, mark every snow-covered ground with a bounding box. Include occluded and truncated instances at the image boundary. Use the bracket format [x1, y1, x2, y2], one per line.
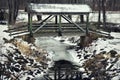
[80, 32, 120, 55]
[89, 11, 120, 24]
[0, 25, 12, 44]
[0, 25, 51, 80]
[74, 32, 120, 79]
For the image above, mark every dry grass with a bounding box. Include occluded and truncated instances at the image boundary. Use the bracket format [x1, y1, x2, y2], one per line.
[3, 37, 50, 64]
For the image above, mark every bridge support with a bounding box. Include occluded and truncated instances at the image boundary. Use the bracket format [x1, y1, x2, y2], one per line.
[58, 15, 62, 36]
[86, 14, 89, 35]
[27, 14, 89, 36]
[28, 13, 33, 37]
[61, 15, 85, 32]
[55, 15, 58, 24]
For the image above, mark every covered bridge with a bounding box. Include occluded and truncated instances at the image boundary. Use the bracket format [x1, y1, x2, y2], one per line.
[27, 3, 92, 36]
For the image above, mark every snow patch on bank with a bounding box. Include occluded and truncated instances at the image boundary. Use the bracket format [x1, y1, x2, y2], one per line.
[0, 24, 51, 80]
[0, 25, 12, 44]
[76, 32, 120, 79]
[78, 32, 120, 56]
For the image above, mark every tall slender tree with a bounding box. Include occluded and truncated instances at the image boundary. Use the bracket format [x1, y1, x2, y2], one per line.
[8, 0, 19, 25]
[97, 0, 101, 29]
[101, 0, 106, 29]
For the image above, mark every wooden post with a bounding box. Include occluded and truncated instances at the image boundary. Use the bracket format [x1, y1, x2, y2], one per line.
[58, 67, 61, 80]
[55, 15, 58, 32]
[54, 68, 57, 80]
[86, 14, 89, 35]
[28, 13, 33, 37]
[58, 15, 62, 36]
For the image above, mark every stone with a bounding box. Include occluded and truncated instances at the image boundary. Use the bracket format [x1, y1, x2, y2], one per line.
[109, 50, 117, 57]
[84, 55, 90, 59]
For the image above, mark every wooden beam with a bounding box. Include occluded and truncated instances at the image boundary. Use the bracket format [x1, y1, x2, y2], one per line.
[62, 15, 85, 32]
[54, 68, 57, 80]
[40, 15, 52, 24]
[86, 14, 89, 35]
[33, 15, 55, 33]
[58, 15, 62, 36]
[58, 67, 61, 80]
[28, 13, 33, 37]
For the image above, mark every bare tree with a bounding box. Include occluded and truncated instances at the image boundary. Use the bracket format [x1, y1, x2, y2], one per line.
[112, 0, 116, 10]
[101, 0, 106, 29]
[8, 0, 19, 25]
[97, 0, 107, 29]
[97, 0, 101, 29]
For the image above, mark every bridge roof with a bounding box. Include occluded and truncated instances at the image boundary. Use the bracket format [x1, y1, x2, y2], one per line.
[27, 3, 92, 14]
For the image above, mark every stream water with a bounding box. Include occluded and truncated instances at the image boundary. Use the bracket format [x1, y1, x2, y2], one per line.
[35, 37, 79, 65]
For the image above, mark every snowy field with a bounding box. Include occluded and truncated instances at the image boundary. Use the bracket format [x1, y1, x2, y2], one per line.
[89, 11, 120, 24]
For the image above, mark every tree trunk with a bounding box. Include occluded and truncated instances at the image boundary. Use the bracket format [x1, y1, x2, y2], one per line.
[97, 0, 101, 29]
[8, 0, 19, 25]
[101, 0, 106, 29]
[0, 9, 5, 21]
[37, 15, 42, 21]
[80, 15, 84, 23]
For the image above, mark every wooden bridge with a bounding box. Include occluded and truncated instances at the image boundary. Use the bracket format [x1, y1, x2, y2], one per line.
[5, 3, 109, 38]
[5, 3, 91, 36]
[7, 3, 92, 37]
[6, 3, 111, 38]
[26, 3, 92, 37]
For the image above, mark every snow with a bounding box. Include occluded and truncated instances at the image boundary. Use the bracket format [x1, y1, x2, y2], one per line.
[35, 37, 74, 61]
[1, 43, 16, 55]
[0, 40, 50, 80]
[0, 25, 12, 44]
[26, 31, 120, 79]
[16, 12, 37, 23]
[28, 3, 92, 13]
[110, 32, 120, 38]
[0, 6, 120, 80]
[0, 25, 51, 80]
[74, 32, 120, 79]
[89, 11, 120, 23]
[16, 9, 120, 24]
[111, 76, 120, 80]
[80, 33, 120, 55]
[54, 36, 79, 45]
[112, 59, 120, 69]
